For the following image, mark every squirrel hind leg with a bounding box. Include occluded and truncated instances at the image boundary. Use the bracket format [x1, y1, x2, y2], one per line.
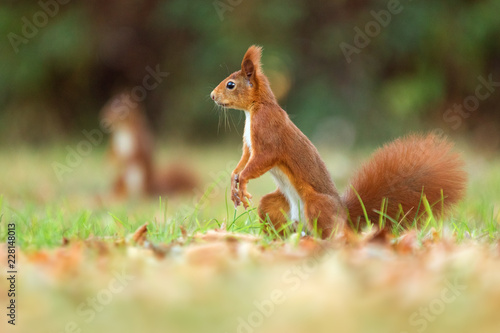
[304, 192, 347, 239]
[258, 189, 290, 236]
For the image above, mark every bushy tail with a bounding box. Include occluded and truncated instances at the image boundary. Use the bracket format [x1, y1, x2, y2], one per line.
[341, 134, 467, 227]
[153, 164, 199, 196]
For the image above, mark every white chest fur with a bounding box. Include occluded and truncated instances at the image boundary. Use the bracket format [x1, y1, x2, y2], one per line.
[125, 163, 145, 196]
[270, 167, 305, 223]
[113, 128, 135, 158]
[244, 111, 252, 150]
[243, 111, 304, 223]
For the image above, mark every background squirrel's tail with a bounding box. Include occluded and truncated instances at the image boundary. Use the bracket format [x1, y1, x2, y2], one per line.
[153, 164, 199, 196]
[341, 134, 467, 227]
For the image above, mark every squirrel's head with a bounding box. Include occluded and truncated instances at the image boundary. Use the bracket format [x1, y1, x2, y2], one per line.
[100, 92, 143, 128]
[211, 45, 274, 111]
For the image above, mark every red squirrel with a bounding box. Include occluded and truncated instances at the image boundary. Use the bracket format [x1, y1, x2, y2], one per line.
[100, 92, 198, 199]
[210, 45, 467, 238]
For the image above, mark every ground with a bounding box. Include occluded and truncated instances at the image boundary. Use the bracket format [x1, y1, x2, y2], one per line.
[1, 141, 500, 333]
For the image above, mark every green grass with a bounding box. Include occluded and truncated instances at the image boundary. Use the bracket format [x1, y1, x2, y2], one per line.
[0, 143, 264, 250]
[1, 142, 500, 333]
[0, 142, 499, 249]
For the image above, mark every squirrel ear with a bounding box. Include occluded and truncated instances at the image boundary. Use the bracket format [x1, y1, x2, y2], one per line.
[242, 59, 254, 79]
[241, 45, 262, 79]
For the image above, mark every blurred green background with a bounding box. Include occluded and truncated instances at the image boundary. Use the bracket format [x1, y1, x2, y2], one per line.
[1, 4, 500, 333]
[1, 0, 499, 148]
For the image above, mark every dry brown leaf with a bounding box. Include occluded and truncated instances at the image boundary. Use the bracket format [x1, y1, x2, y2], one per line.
[179, 225, 188, 238]
[185, 242, 234, 265]
[297, 236, 330, 255]
[393, 229, 419, 254]
[367, 227, 394, 245]
[84, 238, 112, 255]
[26, 243, 85, 279]
[193, 229, 260, 243]
[132, 222, 149, 245]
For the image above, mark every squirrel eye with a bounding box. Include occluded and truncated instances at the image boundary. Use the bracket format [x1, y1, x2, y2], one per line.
[226, 81, 236, 90]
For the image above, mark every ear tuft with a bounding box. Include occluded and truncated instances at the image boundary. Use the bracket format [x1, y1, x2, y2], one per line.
[241, 45, 263, 79]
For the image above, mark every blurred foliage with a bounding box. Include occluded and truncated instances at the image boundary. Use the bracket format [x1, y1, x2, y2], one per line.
[0, 0, 499, 146]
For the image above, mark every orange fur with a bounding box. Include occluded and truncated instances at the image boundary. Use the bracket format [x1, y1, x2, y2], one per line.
[211, 45, 467, 238]
[101, 93, 155, 198]
[342, 134, 467, 227]
[258, 190, 290, 235]
[101, 92, 198, 199]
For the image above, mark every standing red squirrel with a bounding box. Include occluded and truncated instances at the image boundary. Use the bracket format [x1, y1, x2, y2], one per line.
[100, 92, 198, 199]
[210, 45, 467, 238]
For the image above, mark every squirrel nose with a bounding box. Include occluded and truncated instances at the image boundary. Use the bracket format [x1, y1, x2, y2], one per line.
[210, 91, 215, 100]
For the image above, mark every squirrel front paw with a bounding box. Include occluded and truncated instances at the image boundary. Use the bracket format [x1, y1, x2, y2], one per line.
[231, 189, 242, 208]
[237, 185, 252, 209]
[231, 173, 252, 209]
[231, 173, 241, 208]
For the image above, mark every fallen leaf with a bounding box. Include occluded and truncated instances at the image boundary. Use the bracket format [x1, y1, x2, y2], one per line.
[393, 230, 419, 254]
[132, 222, 149, 245]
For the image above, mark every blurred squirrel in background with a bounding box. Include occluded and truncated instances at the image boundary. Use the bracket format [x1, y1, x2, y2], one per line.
[211, 45, 467, 238]
[100, 92, 198, 199]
